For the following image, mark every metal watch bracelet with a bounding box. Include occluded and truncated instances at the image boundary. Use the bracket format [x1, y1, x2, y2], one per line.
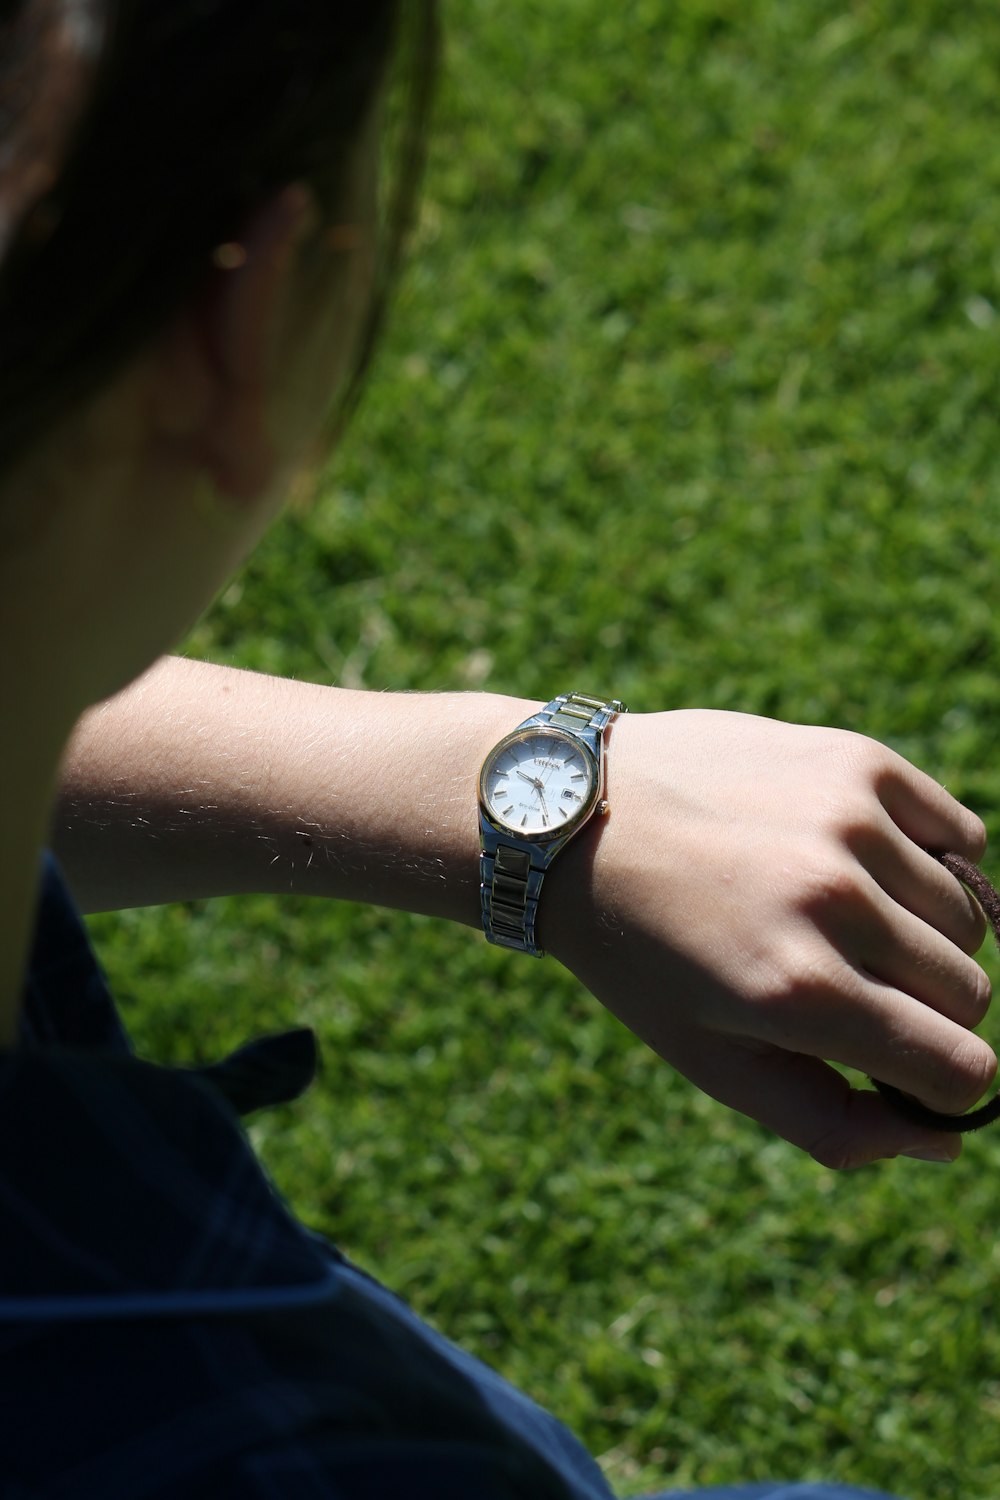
[479, 692, 626, 958]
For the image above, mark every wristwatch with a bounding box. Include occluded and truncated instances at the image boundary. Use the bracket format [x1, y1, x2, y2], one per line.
[478, 692, 627, 957]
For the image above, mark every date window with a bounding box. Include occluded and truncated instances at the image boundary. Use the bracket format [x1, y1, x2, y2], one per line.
[562, 788, 581, 802]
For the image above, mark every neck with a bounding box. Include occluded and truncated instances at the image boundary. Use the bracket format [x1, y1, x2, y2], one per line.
[0, 695, 74, 1048]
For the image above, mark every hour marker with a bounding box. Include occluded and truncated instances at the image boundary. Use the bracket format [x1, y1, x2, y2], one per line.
[571, 772, 585, 781]
[503, 805, 515, 817]
[521, 814, 528, 827]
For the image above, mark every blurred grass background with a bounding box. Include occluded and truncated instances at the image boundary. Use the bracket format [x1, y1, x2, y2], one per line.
[88, 2, 1000, 1495]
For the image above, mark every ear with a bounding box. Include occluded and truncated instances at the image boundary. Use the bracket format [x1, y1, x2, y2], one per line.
[148, 184, 317, 503]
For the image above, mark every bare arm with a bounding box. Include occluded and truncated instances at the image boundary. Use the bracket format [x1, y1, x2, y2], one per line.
[55, 654, 529, 921]
[55, 655, 996, 1167]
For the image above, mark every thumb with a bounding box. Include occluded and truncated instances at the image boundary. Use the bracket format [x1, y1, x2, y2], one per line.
[670, 1035, 963, 1169]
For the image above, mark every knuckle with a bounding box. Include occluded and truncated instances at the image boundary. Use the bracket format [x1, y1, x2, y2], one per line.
[749, 943, 840, 1044]
[795, 859, 866, 922]
[832, 730, 887, 782]
[798, 727, 887, 797]
[807, 1125, 864, 1172]
[812, 790, 873, 848]
[967, 963, 993, 1024]
[944, 1037, 997, 1113]
[966, 814, 988, 862]
[963, 899, 989, 956]
[940, 954, 993, 1026]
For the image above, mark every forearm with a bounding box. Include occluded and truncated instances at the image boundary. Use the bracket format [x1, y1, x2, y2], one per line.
[54, 657, 1000, 1165]
[54, 655, 533, 919]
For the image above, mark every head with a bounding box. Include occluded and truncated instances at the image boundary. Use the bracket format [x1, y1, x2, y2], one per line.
[0, 0, 438, 722]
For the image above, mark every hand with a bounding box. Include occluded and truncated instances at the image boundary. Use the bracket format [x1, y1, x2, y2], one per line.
[544, 709, 993, 1168]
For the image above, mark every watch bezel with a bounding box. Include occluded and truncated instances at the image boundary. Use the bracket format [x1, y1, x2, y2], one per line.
[478, 725, 600, 844]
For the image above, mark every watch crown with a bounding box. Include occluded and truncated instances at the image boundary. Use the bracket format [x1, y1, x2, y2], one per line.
[598, 800, 610, 816]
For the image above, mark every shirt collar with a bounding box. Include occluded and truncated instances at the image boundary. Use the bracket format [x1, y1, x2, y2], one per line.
[1, 854, 333, 1315]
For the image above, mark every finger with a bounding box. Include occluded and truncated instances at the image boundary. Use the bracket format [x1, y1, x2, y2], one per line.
[794, 861, 992, 1034]
[876, 757, 986, 862]
[741, 949, 996, 1115]
[851, 817, 987, 956]
[821, 979, 994, 1114]
[665, 1028, 964, 1167]
[856, 900, 992, 1029]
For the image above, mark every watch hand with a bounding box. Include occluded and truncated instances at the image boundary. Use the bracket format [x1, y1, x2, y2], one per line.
[516, 769, 544, 791]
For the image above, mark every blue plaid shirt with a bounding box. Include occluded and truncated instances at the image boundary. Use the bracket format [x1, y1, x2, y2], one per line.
[3, 855, 615, 1499]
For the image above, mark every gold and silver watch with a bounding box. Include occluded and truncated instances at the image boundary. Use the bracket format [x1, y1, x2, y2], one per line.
[478, 692, 627, 957]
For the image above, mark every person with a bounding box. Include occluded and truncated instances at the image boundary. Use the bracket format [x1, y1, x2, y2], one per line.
[0, 2, 992, 1495]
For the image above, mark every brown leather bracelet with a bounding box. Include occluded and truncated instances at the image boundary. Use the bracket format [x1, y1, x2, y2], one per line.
[871, 852, 1000, 1133]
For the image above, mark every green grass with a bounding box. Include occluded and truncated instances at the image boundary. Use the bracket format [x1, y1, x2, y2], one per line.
[88, 3, 1000, 1495]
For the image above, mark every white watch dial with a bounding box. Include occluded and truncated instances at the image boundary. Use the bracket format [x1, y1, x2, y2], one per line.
[481, 729, 597, 838]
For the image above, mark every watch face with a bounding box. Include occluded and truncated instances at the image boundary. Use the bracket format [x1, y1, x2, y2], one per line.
[480, 727, 598, 840]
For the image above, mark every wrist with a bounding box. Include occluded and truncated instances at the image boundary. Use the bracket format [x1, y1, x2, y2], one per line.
[539, 714, 630, 963]
[476, 693, 626, 957]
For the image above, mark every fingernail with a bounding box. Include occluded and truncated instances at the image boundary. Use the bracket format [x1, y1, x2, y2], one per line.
[901, 1147, 959, 1163]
